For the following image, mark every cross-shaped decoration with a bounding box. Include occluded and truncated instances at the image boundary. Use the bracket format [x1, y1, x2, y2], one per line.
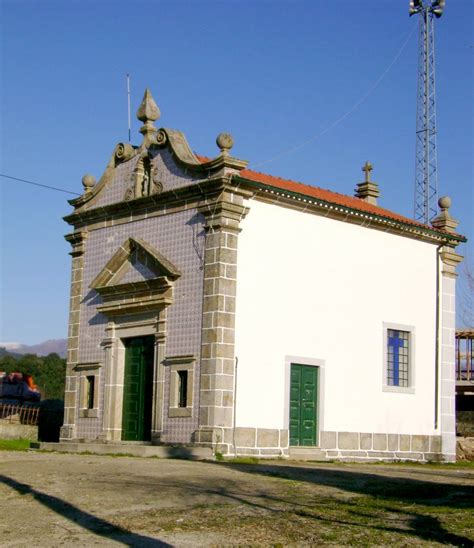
[389, 332, 405, 386]
[362, 161, 373, 183]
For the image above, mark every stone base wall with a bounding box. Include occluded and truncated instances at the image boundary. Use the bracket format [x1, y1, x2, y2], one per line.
[200, 428, 445, 462]
[195, 427, 289, 457]
[59, 427, 448, 462]
[231, 427, 289, 457]
[318, 431, 444, 462]
[0, 423, 38, 441]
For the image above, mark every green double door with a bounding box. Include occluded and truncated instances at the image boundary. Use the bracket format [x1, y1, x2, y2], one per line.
[290, 364, 319, 446]
[121, 336, 154, 441]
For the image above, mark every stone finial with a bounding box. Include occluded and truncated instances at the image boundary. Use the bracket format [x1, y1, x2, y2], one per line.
[136, 88, 160, 147]
[431, 195, 459, 233]
[82, 174, 96, 194]
[354, 161, 380, 205]
[216, 133, 234, 156]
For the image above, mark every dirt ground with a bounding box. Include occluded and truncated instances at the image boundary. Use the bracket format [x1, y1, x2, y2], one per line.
[0, 451, 473, 547]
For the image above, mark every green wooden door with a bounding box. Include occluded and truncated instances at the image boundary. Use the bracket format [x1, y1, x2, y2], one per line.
[121, 336, 154, 441]
[289, 364, 318, 446]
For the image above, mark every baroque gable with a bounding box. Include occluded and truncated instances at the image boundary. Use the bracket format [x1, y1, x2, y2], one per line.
[68, 89, 247, 214]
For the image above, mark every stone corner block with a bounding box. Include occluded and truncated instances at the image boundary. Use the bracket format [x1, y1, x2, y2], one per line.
[256, 428, 279, 448]
[429, 435, 442, 453]
[411, 435, 429, 452]
[338, 432, 359, 450]
[234, 427, 256, 448]
[279, 429, 289, 448]
[399, 434, 411, 452]
[360, 433, 373, 450]
[388, 434, 399, 452]
[59, 425, 75, 440]
[373, 434, 388, 451]
[320, 431, 337, 449]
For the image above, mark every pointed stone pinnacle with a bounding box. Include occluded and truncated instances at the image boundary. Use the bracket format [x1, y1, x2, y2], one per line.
[136, 88, 160, 123]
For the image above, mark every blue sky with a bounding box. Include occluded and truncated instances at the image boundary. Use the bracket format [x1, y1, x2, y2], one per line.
[0, 0, 472, 343]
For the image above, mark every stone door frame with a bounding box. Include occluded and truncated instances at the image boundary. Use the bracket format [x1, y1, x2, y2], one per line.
[101, 310, 167, 443]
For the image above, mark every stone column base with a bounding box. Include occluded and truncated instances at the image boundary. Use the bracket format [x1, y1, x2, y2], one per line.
[194, 427, 225, 445]
[59, 425, 76, 441]
[151, 432, 163, 445]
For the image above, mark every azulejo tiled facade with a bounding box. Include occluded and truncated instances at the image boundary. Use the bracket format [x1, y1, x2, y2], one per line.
[61, 89, 465, 461]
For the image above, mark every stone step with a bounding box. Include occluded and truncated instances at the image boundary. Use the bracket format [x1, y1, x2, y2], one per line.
[30, 441, 214, 460]
[288, 447, 327, 461]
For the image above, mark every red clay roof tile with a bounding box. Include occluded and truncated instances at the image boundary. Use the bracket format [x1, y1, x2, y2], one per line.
[196, 155, 462, 237]
[238, 167, 425, 228]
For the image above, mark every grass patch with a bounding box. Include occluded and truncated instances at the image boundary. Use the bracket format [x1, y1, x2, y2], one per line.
[357, 460, 474, 469]
[0, 438, 32, 451]
[225, 456, 260, 465]
[301, 459, 474, 469]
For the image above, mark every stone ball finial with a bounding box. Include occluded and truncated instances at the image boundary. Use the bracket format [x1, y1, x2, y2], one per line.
[216, 132, 234, 155]
[82, 174, 96, 193]
[438, 195, 451, 210]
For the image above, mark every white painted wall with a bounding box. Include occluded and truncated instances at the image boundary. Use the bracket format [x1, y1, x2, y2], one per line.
[234, 198, 439, 435]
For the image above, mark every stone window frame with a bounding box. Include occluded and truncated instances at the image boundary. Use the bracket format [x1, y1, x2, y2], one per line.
[166, 355, 196, 418]
[75, 362, 102, 418]
[382, 322, 416, 394]
[283, 355, 325, 447]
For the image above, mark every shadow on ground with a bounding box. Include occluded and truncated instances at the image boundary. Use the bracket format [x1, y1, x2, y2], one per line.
[0, 475, 170, 547]
[198, 461, 474, 545]
[212, 461, 474, 508]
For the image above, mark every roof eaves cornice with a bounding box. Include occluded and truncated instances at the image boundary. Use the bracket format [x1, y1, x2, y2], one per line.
[235, 175, 466, 246]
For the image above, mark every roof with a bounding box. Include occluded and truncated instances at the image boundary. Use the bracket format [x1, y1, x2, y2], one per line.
[195, 154, 437, 232]
[237, 167, 430, 231]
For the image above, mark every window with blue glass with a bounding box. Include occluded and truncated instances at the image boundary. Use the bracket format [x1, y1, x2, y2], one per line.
[387, 329, 410, 387]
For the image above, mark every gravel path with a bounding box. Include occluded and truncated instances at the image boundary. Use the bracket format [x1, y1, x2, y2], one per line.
[0, 451, 472, 546]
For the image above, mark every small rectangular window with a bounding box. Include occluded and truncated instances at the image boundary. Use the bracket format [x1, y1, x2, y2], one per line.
[178, 370, 188, 408]
[86, 375, 95, 409]
[166, 355, 195, 418]
[387, 329, 410, 387]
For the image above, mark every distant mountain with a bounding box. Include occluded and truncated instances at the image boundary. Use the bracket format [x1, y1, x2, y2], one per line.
[0, 339, 67, 358]
[0, 347, 21, 358]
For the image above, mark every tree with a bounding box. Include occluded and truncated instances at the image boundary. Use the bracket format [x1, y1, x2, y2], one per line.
[0, 352, 66, 400]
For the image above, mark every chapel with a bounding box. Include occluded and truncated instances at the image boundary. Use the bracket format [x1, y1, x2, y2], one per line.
[60, 89, 464, 461]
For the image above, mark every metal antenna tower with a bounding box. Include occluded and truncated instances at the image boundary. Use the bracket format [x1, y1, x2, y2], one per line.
[409, 0, 445, 224]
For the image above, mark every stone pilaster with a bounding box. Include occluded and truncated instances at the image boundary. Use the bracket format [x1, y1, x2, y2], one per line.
[151, 313, 167, 443]
[60, 230, 88, 441]
[432, 196, 463, 461]
[101, 332, 123, 441]
[194, 189, 249, 453]
[439, 246, 463, 461]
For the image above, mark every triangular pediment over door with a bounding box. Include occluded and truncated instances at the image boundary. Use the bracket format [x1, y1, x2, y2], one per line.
[90, 237, 181, 317]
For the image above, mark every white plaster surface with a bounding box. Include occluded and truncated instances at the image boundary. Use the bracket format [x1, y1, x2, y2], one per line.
[234, 199, 440, 436]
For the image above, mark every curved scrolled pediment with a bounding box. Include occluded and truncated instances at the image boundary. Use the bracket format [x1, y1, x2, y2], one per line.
[68, 143, 139, 210]
[65, 86, 248, 219]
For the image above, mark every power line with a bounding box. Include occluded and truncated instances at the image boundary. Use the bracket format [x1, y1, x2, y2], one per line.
[1, 25, 418, 198]
[0, 174, 81, 196]
[252, 23, 418, 169]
